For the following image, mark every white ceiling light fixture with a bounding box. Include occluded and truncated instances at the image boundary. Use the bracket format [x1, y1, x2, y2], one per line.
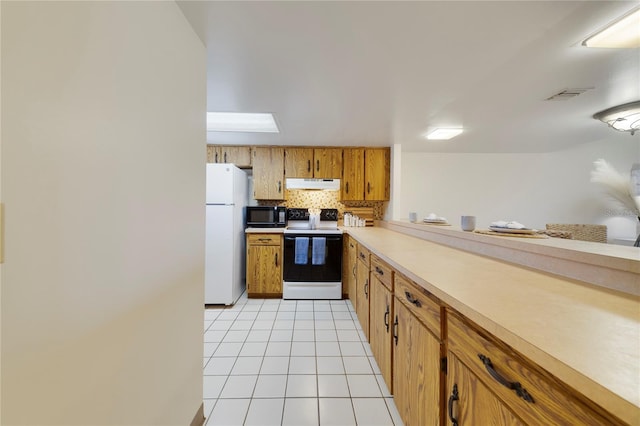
[206, 112, 279, 133]
[583, 6, 640, 48]
[424, 128, 464, 140]
[593, 101, 640, 136]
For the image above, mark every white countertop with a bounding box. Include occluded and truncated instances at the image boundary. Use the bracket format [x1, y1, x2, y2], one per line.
[245, 227, 286, 234]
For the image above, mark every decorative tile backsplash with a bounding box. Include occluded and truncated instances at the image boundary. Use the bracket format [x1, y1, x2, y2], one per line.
[257, 190, 385, 219]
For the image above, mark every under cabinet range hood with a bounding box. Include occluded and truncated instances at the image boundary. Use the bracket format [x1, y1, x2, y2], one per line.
[286, 178, 340, 190]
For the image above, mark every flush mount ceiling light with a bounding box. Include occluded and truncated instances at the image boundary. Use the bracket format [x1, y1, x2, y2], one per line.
[593, 101, 640, 135]
[206, 112, 279, 133]
[583, 6, 640, 48]
[424, 128, 464, 140]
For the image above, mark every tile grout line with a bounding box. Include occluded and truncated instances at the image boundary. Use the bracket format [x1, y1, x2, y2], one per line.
[204, 295, 400, 425]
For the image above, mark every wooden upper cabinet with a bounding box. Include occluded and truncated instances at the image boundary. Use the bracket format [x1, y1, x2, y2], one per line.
[252, 147, 285, 200]
[284, 148, 314, 178]
[206, 145, 217, 163]
[207, 145, 252, 168]
[284, 147, 342, 179]
[364, 148, 390, 201]
[313, 148, 343, 178]
[342, 148, 365, 201]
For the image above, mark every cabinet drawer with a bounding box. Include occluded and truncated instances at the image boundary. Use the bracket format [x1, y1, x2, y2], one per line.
[447, 311, 624, 426]
[357, 244, 370, 266]
[394, 273, 441, 339]
[370, 254, 393, 291]
[247, 234, 281, 246]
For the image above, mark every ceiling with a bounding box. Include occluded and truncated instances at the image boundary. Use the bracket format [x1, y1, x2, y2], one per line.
[177, 1, 640, 153]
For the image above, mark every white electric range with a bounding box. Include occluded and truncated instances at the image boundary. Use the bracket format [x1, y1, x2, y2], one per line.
[282, 208, 343, 299]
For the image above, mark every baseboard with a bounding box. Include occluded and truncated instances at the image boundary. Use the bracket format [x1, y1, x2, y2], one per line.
[190, 403, 205, 426]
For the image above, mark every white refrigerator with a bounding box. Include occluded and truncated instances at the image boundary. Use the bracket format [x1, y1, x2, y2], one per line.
[205, 163, 248, 305]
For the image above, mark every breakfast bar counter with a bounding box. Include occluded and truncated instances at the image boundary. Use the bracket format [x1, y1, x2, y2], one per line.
[345, 224, 639, 425]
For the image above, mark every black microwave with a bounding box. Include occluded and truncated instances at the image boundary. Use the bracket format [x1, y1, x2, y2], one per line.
[245, 206, 287, 228]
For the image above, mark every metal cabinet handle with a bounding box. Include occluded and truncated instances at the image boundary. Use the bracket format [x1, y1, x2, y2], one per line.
[367, 182, 370, 193]
[278, 181, 282, 193]
[384, 305, 390, 332]
[215, 152, 218, 162]
[224, 152, 227, 163]
[393, 315, 398, 345]
[316, 159, 320, 172]
[448, 384, 459, 426]
[258, 238, 271, 242]
[275, 253, 278, 267]
[478, 354, 534, 403]
[359, 252, 366, 260]
[405, 291, 422, 307]
[364, 280, 369, 298]
[375, 266, 384, 276]
[346, 182, 349, 193]
[352, 265, 356, 278]
[307, 160, 311, 172]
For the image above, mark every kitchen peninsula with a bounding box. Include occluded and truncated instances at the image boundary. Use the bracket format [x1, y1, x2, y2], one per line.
[344, 222, 639, 425]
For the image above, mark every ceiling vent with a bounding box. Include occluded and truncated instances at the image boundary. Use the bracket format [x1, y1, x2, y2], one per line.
[545, 88, 593, 101]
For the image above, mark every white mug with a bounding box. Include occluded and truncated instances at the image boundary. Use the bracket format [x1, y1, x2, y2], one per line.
[461, 215, 476, 231]
[409, 212, 417, 223]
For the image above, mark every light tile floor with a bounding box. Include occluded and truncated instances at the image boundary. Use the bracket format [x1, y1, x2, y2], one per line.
[203, 293, 404, 426]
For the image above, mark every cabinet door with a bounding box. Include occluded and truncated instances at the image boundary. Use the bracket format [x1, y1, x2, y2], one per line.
[206, 145, 221, 163]
[284, 147, 314, 178]
[253, 147, 285, 200]
[370, 279, 393, 393]
[346, 237, 358, 307]
[393, 301, 441, 426]
[246, 244, 282, 296]
[364, 148, 390, 200]
[220, 146, 251, 167]
[355, 259, 370, 339]
[342, 148, 365, 200]
[446, 354, 525, 426]
[313, 148, 343, 178]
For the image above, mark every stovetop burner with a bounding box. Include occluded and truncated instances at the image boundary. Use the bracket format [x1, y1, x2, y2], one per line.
[285, 207, 340, 233]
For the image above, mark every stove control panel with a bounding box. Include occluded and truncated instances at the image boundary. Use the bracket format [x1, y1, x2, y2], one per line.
[287, 208, 309, 221]
[320, 209, 338, 222]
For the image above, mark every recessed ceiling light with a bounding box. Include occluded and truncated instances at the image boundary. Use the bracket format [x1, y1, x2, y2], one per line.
[583, 7, 640, 48]
[424, 128, 464, 140]
[206, 112, 279, 133]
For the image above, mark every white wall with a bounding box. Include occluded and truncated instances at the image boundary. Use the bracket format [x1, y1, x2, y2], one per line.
[400, 137, 640, 240]
[1, 2, 205, 425]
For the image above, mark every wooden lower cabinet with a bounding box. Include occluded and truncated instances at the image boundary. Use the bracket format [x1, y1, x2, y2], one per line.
[344, 236, 358, 304]
[446, 354, 524, 425]
[355, 259, 370, 339]
[447, 311, 626, 426]
[369, 276, 393, 392]
[393, 301, 441, 426]
[246, 234, 282, 297]
[343, 240, 625, 426]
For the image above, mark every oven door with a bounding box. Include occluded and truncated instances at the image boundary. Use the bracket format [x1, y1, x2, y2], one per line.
[283, 234, 343, 282]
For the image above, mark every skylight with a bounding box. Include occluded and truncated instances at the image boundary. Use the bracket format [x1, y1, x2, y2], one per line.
[206, 112, 279, 133]
[424, 128, 464, 140]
